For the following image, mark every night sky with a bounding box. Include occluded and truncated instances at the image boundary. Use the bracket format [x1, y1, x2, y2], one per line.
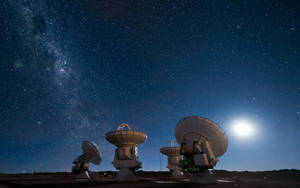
[0, 0, 300, 173]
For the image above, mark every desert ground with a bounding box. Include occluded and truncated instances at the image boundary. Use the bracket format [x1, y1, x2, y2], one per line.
[0, 170, 299, 188]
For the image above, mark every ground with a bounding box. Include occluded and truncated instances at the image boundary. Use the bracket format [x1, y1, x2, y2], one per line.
[0, 170, 299, 188]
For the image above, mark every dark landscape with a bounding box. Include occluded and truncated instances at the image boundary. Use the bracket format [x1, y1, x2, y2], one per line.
[1, 170, 299, 188]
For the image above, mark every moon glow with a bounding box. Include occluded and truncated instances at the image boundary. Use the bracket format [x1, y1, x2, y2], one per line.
[231, 119, 255, 139]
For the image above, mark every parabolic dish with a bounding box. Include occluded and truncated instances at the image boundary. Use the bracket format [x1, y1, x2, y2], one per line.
[175, 116, 228, 158]
[160, 146, 180, 156]
[82, 141, 102, 165]
[106, 130, 147, 147]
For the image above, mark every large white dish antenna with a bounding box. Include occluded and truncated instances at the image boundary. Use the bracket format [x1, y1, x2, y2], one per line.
[82, 141, 102, 165]
[175, 116, 228, 158]
[106, 124, 147, 147]
[105, 123, 147, 182]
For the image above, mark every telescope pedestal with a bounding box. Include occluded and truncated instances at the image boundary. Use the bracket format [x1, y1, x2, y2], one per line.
[171, 168, 183, 177]
[72, 162, 91, 180]
[117, 168, 137, 182]
[188, 169, 217, 184]
[74, 171, 91, 180]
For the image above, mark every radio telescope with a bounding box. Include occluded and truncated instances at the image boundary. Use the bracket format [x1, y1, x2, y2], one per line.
[175, 116, 228, 184]
[160, 146, 182, 177]
[106, 123, 147, 182]
[72, 141, 102, 179]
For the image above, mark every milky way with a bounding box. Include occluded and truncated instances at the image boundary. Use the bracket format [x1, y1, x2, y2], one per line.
[1, 1, 114, 171]
[10, 1, 98, 141]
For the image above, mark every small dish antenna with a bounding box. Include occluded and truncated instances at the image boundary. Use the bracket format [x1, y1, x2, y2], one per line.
[160, 145, 183, 177]
[175, 116, 228, 184]
[72, 141, 102, 179]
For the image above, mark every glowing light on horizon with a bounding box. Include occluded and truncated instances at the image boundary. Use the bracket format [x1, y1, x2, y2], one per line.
[231, 119, 255, 139]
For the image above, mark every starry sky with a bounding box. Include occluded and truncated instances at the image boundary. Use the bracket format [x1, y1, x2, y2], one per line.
[0, 0, 300, 173]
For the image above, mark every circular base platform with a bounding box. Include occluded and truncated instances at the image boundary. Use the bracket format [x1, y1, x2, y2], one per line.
[170, 169, 183, 177]
[188, 169, 217, 184]
[117, 168, 137, 182]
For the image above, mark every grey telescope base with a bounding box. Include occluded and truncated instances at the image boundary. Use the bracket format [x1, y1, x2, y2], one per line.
[188, 169, 217, 184]
[74, 171, 90, 180]
[171, 169, 183, 177]
[117, 168, 137, 182]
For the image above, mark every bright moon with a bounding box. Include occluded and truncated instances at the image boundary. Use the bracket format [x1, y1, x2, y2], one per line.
[231, 119, 255, 139]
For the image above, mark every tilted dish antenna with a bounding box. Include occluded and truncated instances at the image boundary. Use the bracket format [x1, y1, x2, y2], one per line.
[175, 116, 228, 184]
[82, 141, 102, 165]
[72, 141, 102, 179]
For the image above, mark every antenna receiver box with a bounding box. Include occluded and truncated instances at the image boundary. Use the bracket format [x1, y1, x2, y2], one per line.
[193, 153, 210, 167]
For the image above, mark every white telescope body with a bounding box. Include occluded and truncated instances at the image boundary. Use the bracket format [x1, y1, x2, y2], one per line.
[175, 116, 228, 184]
[180, 139, 218, 168]
[106, 123, 147, 182]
